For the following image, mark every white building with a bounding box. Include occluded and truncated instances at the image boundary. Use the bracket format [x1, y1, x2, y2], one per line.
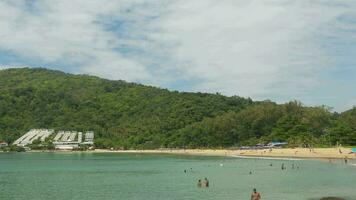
[13, 129, 53, 147]
[13, 129, 94, 150]
[0, 141, 8, 148]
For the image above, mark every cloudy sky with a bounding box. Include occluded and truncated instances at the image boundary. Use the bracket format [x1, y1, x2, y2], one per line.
[0, 0, 355, 111]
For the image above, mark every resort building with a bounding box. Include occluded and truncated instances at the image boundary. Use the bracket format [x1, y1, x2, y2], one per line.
[13, 129, 54, 147]
[0, 141, 8, 148]
[53, 130, 94, 150]
[82, 131, 94, 145]
[13, 129, 94, 150]
[78, 132, 82, 143]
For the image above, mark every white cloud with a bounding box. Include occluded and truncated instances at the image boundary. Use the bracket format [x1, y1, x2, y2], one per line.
[0, 0, 152, 81]
[0, 0, 356, 110]
[146, 1, 354, 97]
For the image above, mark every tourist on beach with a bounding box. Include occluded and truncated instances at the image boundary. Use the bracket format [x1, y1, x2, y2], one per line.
[251, 188, 261, 200]
[197, 179, 202, 188]
[203, 177, 209, 187]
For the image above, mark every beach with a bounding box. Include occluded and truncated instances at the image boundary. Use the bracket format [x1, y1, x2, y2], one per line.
[3, 147, 354, 160]
[93, 147, 356, 160]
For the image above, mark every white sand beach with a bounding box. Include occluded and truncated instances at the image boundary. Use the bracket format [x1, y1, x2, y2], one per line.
[93, 147, 355, 160]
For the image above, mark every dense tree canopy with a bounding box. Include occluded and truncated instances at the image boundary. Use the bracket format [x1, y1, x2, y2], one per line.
[0, 68, 355, 149]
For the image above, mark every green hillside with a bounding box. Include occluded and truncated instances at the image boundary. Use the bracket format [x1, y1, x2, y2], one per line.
[175, 102, 356, 147]
[0, 68, 252, 148]
[0, 68, 355, 149]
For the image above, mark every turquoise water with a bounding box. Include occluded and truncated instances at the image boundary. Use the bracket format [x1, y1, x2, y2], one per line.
[0, 153, 355, 200]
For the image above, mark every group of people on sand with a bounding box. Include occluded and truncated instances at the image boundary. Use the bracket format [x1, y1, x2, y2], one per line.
[197, 178, 209, 188]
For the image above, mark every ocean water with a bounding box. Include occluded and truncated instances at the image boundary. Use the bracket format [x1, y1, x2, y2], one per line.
[0, 153, 355, 200]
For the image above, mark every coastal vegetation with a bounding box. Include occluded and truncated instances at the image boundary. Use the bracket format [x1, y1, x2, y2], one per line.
[0, 68, 355, 149]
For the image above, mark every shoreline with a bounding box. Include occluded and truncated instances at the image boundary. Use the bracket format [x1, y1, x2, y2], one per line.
[2, 147, 355, 160]
[92, 148, 355, 160]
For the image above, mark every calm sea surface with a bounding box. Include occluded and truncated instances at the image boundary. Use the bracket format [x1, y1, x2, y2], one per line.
[0, 152, 355, 200]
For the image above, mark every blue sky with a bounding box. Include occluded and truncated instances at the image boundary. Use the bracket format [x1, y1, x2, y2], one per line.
[0, 0, 355, 112]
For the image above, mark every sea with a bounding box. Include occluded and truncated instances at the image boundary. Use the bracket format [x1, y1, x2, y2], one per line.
[0, 152, 355, 200]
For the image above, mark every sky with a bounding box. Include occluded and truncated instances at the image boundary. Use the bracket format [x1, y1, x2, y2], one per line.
[0, 0, 355, 112]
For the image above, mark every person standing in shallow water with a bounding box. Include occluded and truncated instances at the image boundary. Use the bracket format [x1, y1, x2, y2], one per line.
[197, 179, 202, 188]
[203, 177, 209, 187]
[251, 188, 261, 200]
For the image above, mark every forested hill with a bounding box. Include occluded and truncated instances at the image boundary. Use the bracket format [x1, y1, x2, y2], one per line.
[0, 68, 355, 148]
[0, 68, 252, 147]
